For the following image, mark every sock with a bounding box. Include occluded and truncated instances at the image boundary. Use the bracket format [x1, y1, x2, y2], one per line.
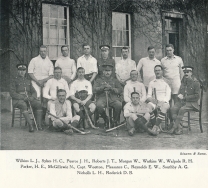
[156, 112, 165, 127]
[150, 112, 156, 126]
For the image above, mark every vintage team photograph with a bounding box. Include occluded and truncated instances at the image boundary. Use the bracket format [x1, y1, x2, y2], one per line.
[1, 0, 207, 150]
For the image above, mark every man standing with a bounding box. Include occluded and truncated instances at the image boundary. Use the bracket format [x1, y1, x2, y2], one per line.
[93, 64, 122, 127]
[69, 67, 96, 129]
[137, 46, 161, 89]
[43, 67, 70, 107]
[49, 89, 80, 135]
[10, 64, 43, 132]
[28, 45, 54, 98]
[124, 70, 146, 104]
[146, 65, 171, 135]
[77, 44, 98, 82]
[115, 47, 136, 86]
[161, 44, 184, 103]
[169, 66, 200, 135]
[124, 92, 157, 136]
[97, 45, 116, 78]
[55, 45, 76, 85]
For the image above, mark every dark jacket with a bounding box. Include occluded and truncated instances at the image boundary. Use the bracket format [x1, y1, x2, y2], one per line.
[179, 76, 200, 110]
[93, 76, 123, 102]
[10, 75, 37, 105]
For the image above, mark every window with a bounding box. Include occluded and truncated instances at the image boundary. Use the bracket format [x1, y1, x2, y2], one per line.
[112, 12, 131, 62]
[42, 4, 70, 60]
[165, 18, 179, 55]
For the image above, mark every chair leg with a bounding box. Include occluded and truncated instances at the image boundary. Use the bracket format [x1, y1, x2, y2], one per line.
[188, 111, 191, 133]
[20, 110, 22, 127]
[11, 107, 15, 127]
[199, 111, 203, 133]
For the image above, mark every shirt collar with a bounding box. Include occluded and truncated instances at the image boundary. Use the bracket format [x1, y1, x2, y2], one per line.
[165, 55, 176, 60]
[83, 55, 92, 59]
[147, 57, 156, 61]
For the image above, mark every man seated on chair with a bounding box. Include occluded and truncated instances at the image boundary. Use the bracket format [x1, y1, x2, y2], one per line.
[169, 66, 200, 135]
[146, 65, 171, 135]
[124, 92, 157, 136]
[48, 89, 80, 134]
[124, 70, 146, 105]
[93, 64, 123, 128]
[10, 64, 43, 132]
[43, 66, 70, 109]
[69, 67, 96, 130]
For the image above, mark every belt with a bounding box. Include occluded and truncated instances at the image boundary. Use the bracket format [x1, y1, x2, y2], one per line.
[18, 92, 25, 95]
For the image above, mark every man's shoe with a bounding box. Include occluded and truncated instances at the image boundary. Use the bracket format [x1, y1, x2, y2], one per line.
[128, 128, 135, 136]
[174, 128, 183, 135]
[64, 129, 73, 135]
[29, 124, 34, 132]
[147, 128, 158, 136]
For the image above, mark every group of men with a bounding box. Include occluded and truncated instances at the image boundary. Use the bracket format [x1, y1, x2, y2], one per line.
[10, 43, 200, 136]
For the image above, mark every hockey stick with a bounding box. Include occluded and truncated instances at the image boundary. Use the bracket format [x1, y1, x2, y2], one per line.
[105, 122, 126, 132]
[47, 111, 90, 135]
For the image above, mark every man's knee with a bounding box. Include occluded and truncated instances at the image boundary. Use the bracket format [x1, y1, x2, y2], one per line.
[16, 100, 28, 111]
[113, 101, 122, 110]
[53, 119, 63, 128]
[143, 113, 150, 121]
[73, 103, 80, 112]
[89, 103, 96, 113]
[96, 99, 105, 111]
[72, 115, 80, 122]
[160, 103, 170, 113]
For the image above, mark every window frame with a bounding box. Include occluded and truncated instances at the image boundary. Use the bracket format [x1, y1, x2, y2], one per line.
[42, 3, 70, 60]
[112, 12, 131, 62]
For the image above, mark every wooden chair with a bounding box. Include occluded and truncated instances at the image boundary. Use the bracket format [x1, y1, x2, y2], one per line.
[11, 99, 31, 127]
[182, 80, 206, 133]
[11, 100, 26, 127]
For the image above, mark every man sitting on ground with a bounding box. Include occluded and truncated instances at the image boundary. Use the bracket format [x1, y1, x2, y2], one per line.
[124, 92, 157, 136]
[69, 67, 96, 129]
[49, 89, 80, 134]
[146, 65, 171, 135]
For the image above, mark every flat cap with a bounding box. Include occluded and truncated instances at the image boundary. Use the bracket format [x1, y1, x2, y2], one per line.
[16, 64, 27, 70]
[182, 66, 194, 72]
[99, 45, 110, 51]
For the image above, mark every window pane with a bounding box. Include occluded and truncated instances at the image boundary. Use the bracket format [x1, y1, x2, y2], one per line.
[59, 19, 67, 26]
[43, 38, 48, 44]
[126, 14, 129, 30]
[112, 13, 122, 30]
[49, 46, 58, 59]
[43, 25, 49, 39]
[42, 4, 49, 17]
[50, 18, 58, 25]
[58, 7, 65, 18]
[116, 47, 122, 57]
[112, 30, 116, 46]
[50, 25, 57, 44]
[123, 31, 129, 46]
[59, 26, 67, 40]
[50, 5, 58, 18]
[122, 15, 126, 30]
[117, 31, 122, 46]
[43, 17, 49, 24]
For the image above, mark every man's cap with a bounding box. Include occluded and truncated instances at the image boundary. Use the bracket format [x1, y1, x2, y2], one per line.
[102, 64, 113, 71]
[182, 66, 194, 72]
[16, 64, 27, 70]
[99, 45, 110, 51]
